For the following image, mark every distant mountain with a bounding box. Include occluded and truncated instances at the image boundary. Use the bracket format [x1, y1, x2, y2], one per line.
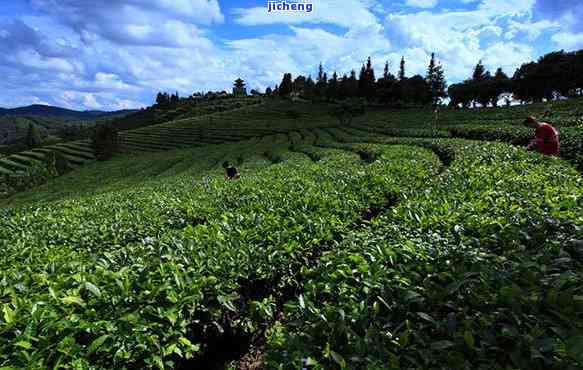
[0, 104, 137, 121]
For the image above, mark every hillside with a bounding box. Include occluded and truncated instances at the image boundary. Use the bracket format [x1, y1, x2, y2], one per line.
[0, 98, 581, 369]
[0, 104, 136, 120]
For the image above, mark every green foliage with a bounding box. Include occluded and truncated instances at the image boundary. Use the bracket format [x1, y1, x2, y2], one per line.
[0, 94, 581, 370]
[92, 125, 119, 161]
[449, 125, 583, 170]
[331, 98, 366, 126]
[0, 161, 52, 198]
[25, 123, 42, 148]
[44, 150, 71, 176]
[264, 140, 583, 369]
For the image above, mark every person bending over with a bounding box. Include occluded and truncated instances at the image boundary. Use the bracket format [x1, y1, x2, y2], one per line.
[223, 161, 240, 180]
[523, 116, 560, 156]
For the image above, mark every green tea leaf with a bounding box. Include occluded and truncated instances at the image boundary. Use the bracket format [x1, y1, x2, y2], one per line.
[61, 296, 85, 306]
[88, 335, 109, 354]
[85, 282, 101, 298]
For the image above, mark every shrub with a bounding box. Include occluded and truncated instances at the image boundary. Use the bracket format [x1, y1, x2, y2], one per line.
[44, 150, 70, 176]
[0, 162, 52, 198]
[92, 124, 119, 161]
[331, 98, 366, 125]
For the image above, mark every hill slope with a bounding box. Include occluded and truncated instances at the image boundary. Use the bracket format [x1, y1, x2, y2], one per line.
[0, 104, 136, 120]
[0, 101, 581, 369]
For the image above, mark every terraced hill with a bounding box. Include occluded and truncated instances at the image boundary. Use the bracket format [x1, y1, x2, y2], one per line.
[0, 139, 95, 174]
[0, 97, 269, 191]
[0, 99, 582, 369]
[117, 100, 336, 152]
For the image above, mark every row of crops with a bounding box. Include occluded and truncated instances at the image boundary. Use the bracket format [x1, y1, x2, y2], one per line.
[0, 122, 581, 369]
[0, 99, 272, 197]
[117, 101, 338, 153]
[0, 140, 95, 175]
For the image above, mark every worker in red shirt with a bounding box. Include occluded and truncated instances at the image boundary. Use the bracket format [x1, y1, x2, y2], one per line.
[523, 116, 560, 156]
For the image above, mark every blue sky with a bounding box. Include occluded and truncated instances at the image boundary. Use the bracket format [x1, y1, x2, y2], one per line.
[0, 0, 582, 111]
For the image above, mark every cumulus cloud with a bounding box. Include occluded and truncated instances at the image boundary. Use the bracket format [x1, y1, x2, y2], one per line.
[406, 0, 439, 9]
[30, 0, 223, 47]
[534, 0, 583, 50]
[0, 0, 576, 110]
[535, 0, 583, 32]
[227, 24, 392, 89]
[551, 32, 583, 51]
[384, 0, 540, 80]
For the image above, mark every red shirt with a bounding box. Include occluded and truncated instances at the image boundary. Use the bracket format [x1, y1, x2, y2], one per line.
[532, 123, 560, 156]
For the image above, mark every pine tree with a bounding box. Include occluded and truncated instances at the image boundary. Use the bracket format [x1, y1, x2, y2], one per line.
[327, 71, 339, 101]
[432, 63, 447, 104]
[383, 61, 390, 80]
[339, 74, 349, 99]
[304, 76, 316, 99]
[426, 53, 436, 85]
[317, 62, 325, 83]
[358, 65, 367, 97]
[399, 57, 406, 81]
[366, 57, 376, 82]
[279, 73, 293, 96]
[348, 70, 359, 98]
[426, 53, 447, 105]
[472, 60, 487, 82]
[155, 92, 165, 106]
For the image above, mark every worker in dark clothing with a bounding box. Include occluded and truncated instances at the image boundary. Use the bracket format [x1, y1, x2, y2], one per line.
[223, 161, 240, 180]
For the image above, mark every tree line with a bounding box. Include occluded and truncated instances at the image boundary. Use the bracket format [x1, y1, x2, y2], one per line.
[270, 54, 447, 107]
[270, 49, 583, 108]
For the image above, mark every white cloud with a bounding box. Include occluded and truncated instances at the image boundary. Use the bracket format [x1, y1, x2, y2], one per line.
[384, 0, 538, 80]
[505, 19, 559, 40]
[226, 24, 392, 90]
[478, 0, 536, 16]
[551, 32, 583, 51]
[30, 0, 224, 47]
[406, 0, 439, 9]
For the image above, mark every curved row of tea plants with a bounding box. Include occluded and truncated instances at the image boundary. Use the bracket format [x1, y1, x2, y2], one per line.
[265, 138, 583, 369]
[0, 141, 440, 368]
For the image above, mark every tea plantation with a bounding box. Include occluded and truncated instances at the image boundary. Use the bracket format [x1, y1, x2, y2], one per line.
[0, 98, 581, 369]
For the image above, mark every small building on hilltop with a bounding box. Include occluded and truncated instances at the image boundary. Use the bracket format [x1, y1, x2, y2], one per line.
[233, 78, 247, 97]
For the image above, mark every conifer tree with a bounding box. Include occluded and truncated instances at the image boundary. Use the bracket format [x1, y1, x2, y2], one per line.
[348, 70, 359, 98]
[278, 73, 293, 96]
[317, 62, 325, 83]
[327, 71, 339, 101]
[399, 57, 406, 81]
[426, 53, 447, 105]
[472, 60, 487, 82]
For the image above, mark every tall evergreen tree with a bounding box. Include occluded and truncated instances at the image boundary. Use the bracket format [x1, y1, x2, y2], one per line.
[327, 71, 339, 101]
[433, 63, 447, 103]
[358, 64, 367, 97]
[472, 60, 487, 82]
[399, 57, 406, 81]
[383, 61, 390, 80]
[317, 62, 325, 83]
[279, 73, 293, 96]
[347, 70, 359, 98]
[426, 54, 447, 105]
[304, 76, 316, 99]
[339, 74, 349, 99]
